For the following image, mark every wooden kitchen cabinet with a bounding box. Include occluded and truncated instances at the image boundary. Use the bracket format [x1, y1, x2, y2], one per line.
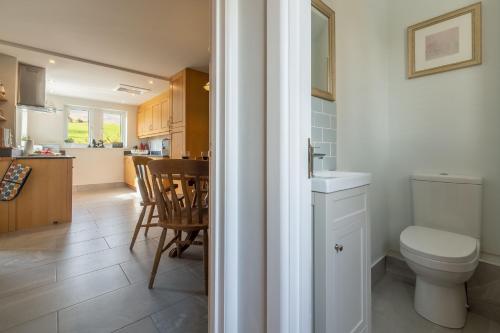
[124, 155, 136, 190]
[137, 89, 171, 138]
[136, 68, 209, 159]
[0, 157, 73, 233]
[170, 71, 185, 129]
[170, 128, 185, 159]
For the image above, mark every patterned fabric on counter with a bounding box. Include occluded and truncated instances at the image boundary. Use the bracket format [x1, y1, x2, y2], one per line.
[0, 162, 32, 201]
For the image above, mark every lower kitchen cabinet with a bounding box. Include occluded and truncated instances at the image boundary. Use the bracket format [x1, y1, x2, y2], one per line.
[314, 186, 371, 333]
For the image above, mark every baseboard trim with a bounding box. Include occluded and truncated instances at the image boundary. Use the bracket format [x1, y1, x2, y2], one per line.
[371, 255, 386, 288]
[73, 182, 128, 192]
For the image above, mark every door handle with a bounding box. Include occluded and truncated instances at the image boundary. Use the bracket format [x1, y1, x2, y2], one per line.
[334, 244, 344, 253]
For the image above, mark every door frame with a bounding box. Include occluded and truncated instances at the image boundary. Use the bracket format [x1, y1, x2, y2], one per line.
[266, 0, 312, 332]
[209, 0, 241, 332]
[210, 0, 312, 332]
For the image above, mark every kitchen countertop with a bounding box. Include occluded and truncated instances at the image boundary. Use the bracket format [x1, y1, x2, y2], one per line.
[14, 155, 75, 160]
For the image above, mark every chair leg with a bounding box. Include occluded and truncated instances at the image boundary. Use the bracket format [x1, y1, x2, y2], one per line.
[176, 230, 183, 258]
[203, 229, 209, 296]
[144, 204, 155, 237]
[130, 206, 147, 250]
[149, 228, 167, 289]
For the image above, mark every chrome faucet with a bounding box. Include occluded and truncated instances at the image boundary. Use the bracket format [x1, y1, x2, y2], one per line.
[308, 139, 326, 178]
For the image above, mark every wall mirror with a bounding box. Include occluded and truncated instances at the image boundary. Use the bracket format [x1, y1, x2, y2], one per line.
[311, 0, 335, 101]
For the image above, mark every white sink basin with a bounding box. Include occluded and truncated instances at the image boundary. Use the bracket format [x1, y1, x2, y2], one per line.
[312, 171, 371, 193]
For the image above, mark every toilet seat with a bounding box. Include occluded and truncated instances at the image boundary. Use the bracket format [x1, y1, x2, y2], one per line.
[400, 226, 479, 272]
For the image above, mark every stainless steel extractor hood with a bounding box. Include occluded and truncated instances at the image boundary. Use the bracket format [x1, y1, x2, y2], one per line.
[17, 63, 46, 108]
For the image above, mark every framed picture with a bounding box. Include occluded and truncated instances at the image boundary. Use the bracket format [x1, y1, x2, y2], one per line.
[407, 3, 482, 79]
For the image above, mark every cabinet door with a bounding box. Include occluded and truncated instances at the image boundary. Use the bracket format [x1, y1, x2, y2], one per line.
[124, 157, 137, 190]
[144, 105, 153, 135]
[137, 109, 145, 137]
[160, 99, 171, 132]
[326, 214, 368, 333]
[152, 103, 161, 132]
[170, 128, 185, 159]
[171, 73, 185, 128]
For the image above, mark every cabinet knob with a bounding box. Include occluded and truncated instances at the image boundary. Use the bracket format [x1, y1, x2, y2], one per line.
[334, 244, 344, 253]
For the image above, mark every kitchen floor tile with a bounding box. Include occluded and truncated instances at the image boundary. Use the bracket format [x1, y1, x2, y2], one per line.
[114, 317, 159, 333]
[1, 313, 58, 333]
[58, 266, 201, 333]
[0, 265, 129, 331]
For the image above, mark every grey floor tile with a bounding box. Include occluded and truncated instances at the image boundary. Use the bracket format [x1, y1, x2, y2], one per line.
[0, 265, 129, 331]
[151, 295, 208, 333]
[2, 313, 58, 333]
[104, 228, 163, 248]
[0, 263, 56, 299]
[373, 273, 500, 333]
[115, 317, 159, 333]
[0, 238, 109, 276]
[56, 238, 159, 281]
[58, 266, 202, 333]
[120, 241, 199, 285]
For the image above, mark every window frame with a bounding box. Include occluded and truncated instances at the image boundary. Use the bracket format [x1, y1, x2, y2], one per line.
[64, 106, 93, 147]
[64, 105, 127, 147]
[100, 109, 127, 146]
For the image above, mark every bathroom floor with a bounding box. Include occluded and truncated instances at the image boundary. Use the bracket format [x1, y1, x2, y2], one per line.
[373, 273, 500, 333]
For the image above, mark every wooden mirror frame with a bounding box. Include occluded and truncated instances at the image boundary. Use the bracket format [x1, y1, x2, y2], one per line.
[311, 0, 335, 101]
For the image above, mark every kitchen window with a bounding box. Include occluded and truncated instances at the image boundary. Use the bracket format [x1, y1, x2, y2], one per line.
[66, 108, 90, 145]
[64, 106, 127, 147]
[102, 111, 124, 144]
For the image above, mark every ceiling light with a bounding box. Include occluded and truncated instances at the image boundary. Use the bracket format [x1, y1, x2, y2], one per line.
[148, 80, 154, 85]
[49, 59, 56, 64]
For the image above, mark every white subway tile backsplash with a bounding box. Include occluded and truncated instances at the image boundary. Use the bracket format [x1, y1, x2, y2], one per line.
[312, 112, 331, 128]
[323, 129, 336, 143]
[312, 97, 323, 112]
[323, 157, 337, 171]
[323, 101, 336, 115]
[311, 98, 337, 171]
[312, 127, 322, 142]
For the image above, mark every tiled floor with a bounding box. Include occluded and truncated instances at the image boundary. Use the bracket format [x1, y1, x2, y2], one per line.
[0, 187, 207, 333]
[373, 273, 500, 333]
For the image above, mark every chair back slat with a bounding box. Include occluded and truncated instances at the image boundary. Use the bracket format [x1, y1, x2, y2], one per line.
[148, 159, 209, 227]
[133, 156, 154, 204]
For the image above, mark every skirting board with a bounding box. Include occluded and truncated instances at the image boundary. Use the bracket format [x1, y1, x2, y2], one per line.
[73, 182, 128, 192]
[384, 251, 500, 324]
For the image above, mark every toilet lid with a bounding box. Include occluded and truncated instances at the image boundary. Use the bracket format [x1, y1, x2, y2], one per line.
[400, 226, 478, 263]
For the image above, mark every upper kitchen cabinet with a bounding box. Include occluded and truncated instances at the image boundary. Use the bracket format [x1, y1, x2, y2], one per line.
[136, 68, 209, 159]
[170, 68, 209, 157]
[137, 89, 171, 138]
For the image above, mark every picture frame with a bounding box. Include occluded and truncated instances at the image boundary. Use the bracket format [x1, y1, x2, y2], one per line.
[407, 2, 482, 79]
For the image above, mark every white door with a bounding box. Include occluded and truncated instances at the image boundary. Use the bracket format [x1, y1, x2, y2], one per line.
[326, 214, 368, 333]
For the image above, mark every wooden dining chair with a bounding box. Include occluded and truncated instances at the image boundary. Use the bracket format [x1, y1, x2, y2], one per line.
[129, 156, 158, 250]
[147, 159, 209, 293]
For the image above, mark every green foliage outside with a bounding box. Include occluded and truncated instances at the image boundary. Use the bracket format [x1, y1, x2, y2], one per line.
[67, 122, 121, 144]
[102, 123, 121, 143]
[67, 122, 89, 144]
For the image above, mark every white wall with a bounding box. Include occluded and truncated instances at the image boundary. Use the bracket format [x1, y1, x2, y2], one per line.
[65, 148, 125, 186]
[327, 0, 391, 263]
[27, 94, 139, 148]
[386, 0, 500, 256]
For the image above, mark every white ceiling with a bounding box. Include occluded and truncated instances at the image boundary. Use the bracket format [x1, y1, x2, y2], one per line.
[0, 0, 210, 105]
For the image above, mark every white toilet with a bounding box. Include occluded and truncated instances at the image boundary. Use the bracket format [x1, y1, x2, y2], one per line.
[400, 173, 482, 329]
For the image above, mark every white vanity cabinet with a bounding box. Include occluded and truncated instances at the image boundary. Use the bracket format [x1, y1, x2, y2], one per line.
[313, 172, 371, 333]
